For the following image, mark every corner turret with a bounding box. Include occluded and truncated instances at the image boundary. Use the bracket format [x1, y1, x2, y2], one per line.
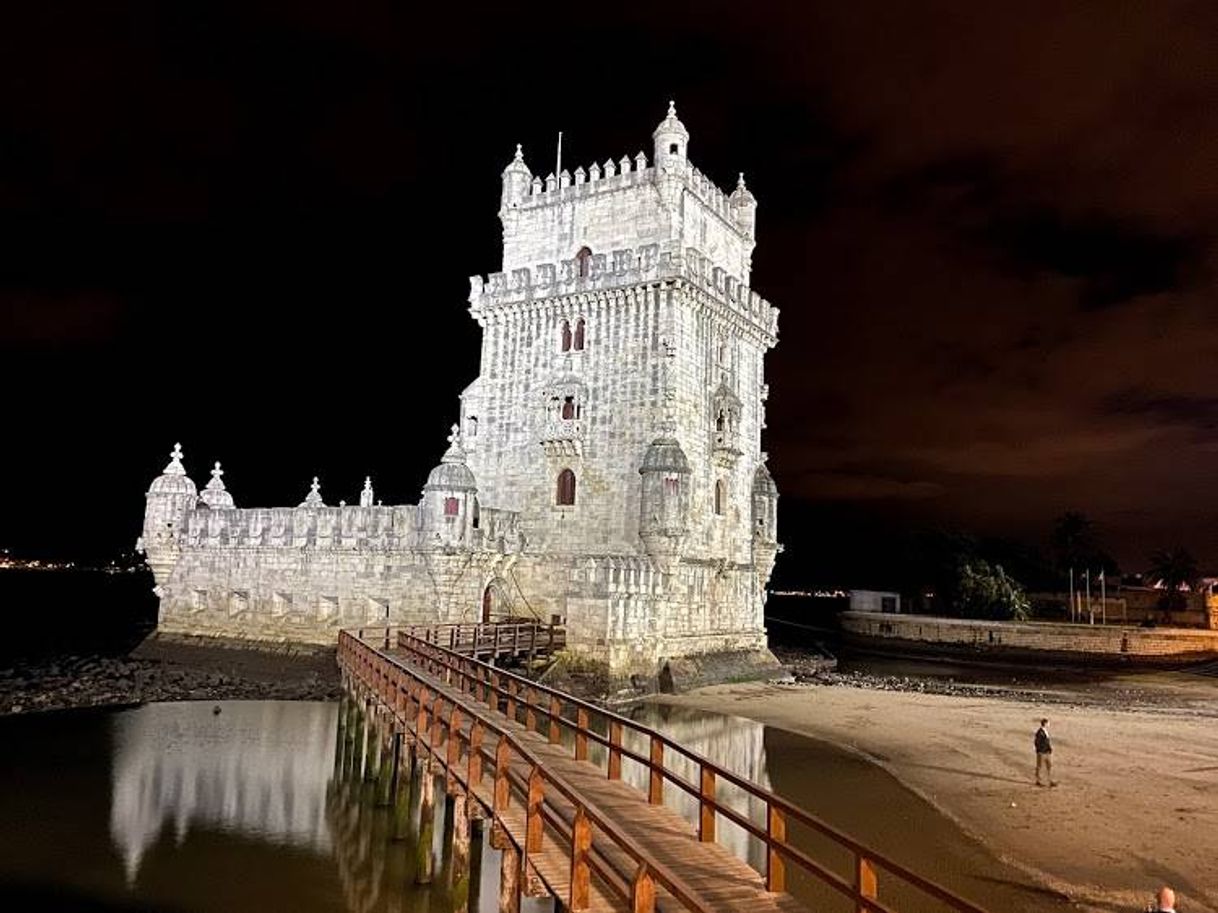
[421, 425, 479, 547]
[638, 436, 691, 572]
[138, 443, 197, 587]
[730, 172, 757, 241]
[200, 461, 234, 509]
[500, 144, 532, 214]
[652, 100, 689, 176]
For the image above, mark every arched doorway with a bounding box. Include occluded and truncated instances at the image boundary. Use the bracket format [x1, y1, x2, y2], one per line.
[482, 585, 494, 624]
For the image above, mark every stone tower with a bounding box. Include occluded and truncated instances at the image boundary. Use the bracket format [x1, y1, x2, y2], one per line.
[463, 102, 781, 671]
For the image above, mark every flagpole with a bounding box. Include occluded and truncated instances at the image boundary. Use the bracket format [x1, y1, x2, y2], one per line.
[556, 131, 563, 183]
[1069, 567, 1075, 623]
[1086, 569, 1092, 624]
[1101, 570, 1107, 625]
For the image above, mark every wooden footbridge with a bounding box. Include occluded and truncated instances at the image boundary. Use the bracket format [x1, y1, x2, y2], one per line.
[335, 625, 990, 913]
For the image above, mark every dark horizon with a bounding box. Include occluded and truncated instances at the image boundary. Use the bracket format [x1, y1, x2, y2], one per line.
[3, 2, 1217, 583]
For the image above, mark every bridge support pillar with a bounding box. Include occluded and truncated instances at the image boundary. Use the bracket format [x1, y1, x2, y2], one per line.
[375, 727, 395, 806]
[468, 818, 484, 913]
[498, 836, 520, 913]
[415, 762, 435, 884]
[349, 697, 366, 782]
[333, 692, 347, 774]
[364, 703, 381, 783]
[392, 736, 415, 839]
[450, 793, 472, 913]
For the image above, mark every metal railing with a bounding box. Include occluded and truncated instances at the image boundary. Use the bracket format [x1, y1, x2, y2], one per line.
[344, 626, 990, 913]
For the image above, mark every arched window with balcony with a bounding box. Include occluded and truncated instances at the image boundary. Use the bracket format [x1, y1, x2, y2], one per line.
[576, 246, 592, 278]
[574, 317, 586, 351]
[561, 396, 576, 420]
[556, 468, 577, 506]
[560, 319, 572, 352]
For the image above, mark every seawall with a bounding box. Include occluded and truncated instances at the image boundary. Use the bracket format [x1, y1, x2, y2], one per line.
[841, 611, 1218, 665]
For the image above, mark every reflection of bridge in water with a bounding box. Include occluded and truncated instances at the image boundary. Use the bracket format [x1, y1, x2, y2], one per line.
[109, 701, 338, 883]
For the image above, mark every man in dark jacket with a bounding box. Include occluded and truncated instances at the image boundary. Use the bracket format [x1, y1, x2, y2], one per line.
[1034, 718, 1056, 786]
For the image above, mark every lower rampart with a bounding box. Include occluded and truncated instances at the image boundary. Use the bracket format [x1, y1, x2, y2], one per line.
[841, 611, 1218, 664]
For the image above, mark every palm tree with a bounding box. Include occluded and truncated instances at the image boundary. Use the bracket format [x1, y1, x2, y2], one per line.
[1147, 547, 1200, 619]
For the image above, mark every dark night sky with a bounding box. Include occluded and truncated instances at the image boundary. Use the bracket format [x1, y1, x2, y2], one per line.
[2, 1, 1217, 581]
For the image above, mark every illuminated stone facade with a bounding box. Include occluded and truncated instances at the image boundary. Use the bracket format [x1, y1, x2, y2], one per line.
[137, 104, 782, 676]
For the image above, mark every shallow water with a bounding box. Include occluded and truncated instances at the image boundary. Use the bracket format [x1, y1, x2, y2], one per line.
[0, 699, 1065, 912]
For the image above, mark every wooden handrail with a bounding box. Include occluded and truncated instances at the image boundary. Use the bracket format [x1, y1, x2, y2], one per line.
[362, 626, 989, 913]
[338, 630, 721, 913]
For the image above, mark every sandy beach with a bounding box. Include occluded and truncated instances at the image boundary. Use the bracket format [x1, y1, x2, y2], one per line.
[657, 676, 1218, 913]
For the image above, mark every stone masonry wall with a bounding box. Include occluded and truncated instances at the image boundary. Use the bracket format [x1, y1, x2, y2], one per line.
[842, 611, 1218, 660]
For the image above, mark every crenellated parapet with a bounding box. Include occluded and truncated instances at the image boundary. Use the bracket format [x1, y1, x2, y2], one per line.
[469, 242, 779, 342]
[182, 504, 419, 551]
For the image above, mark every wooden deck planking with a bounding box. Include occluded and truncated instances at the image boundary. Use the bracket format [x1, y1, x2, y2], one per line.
[404, 652, 806, 913]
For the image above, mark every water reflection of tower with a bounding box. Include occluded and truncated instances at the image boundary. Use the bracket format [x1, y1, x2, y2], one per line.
[622, 707, 772, 871]
[109, 701, 337, 883]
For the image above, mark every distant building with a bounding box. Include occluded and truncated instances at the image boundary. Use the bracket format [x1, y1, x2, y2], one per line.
[850, 590, 901, 614]
[137, 103, 783, 678]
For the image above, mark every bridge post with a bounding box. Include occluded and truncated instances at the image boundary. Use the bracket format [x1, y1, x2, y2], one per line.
[392, 737, 415, 840]
[450, 792, 472, 913]
[349, 697, 366, 782]
[525, 767, 544, 853]
[364, 704, 381, 783]
[416, 759, 435, 884]
[648, 736, 663, 804]
[699, 766, 717, 842]
[468, 818, 485, 913]
[498, 838, 520, 913]
[375, 725, 395, 806]
[575, 707, 588, 761]
[569, 805, 591, 911]
[608, 720, 623, 780]
[631, 865, 655, 913]
[855, 854, 877, 913]
[766, 804, 786, 892]
[333, 692, 347, 773]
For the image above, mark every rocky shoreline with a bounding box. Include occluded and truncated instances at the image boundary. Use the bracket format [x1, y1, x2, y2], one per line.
[772, 644, 1218, 715]
[0, 634, 342, 715]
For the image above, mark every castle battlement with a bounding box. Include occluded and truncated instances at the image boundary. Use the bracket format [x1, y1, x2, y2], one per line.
[469, 242, 778, 340]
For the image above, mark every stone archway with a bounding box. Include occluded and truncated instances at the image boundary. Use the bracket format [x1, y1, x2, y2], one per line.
[481, 578, 510, 623]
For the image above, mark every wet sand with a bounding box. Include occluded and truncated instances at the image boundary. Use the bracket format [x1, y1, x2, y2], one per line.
[656, 678, 1218, 913]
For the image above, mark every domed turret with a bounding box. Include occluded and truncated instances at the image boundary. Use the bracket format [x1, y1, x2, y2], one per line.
[751, 460, 778, 544]
[652, 100, 690, 176]
[200, 461, 234, 509]
[730, 172, 757, 240]
[638, 436, 691, 570]
[140, 443, 198, 585]
[421, 425, 479, 547]
[500, 144, 532, 214]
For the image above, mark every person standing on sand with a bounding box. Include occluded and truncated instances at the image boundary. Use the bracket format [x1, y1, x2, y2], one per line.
[1148, 885, 1177, 912]
[1034, 718, 1056, 787]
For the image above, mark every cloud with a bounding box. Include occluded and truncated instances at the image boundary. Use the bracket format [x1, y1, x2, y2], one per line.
[795, 472, 945, 502]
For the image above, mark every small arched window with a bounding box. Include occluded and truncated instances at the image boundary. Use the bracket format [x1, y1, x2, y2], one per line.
[561, 396, 576, 420]
[664, 476, 679, 497]
[574, 317, 585, 351]
[556, 468, 576, 506]
[444, 496, 460, 517]
[715, 410, 726, 432]
[576, 246, 592, 278]
[714, 480, 726, 516]
[560, 320, 572, 352]
[472, 497, 480, 529]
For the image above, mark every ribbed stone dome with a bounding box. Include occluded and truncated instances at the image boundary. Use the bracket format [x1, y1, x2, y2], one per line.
[148, 443, 198, 497]
[639, 437, 690, 474]
[425, 432, 477, 492]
